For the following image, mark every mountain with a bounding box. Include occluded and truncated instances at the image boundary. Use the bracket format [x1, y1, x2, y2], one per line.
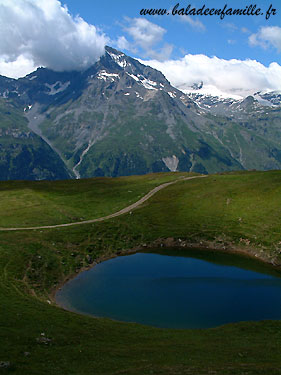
[0, 46, 281, 180]
[0, 98, 71, 180]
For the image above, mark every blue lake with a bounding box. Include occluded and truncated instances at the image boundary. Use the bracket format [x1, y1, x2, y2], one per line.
[55, 249, 281, 329]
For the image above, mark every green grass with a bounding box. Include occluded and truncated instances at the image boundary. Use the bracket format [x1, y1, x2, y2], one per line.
[0, 170, 281, 374]
[0, 172, 191, 227]
[0, 99, 28, 131]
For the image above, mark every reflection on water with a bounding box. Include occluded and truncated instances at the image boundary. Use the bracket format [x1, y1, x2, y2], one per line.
[56, 249, 281, 329]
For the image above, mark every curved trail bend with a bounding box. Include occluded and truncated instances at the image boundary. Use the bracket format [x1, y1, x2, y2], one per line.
[0, 175, 206, 232]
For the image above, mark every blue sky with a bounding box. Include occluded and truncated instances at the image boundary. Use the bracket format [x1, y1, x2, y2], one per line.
[64, 0, 280, 65]
[0, 0, 280, 97]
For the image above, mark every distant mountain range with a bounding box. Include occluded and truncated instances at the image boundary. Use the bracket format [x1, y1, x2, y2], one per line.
[0, 46, 281, 180]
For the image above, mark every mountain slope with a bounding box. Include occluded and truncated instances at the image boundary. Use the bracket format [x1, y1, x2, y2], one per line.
[0, 99, 71, 180]
[18, 47, 243, 177]
[0, 46, 281, 179]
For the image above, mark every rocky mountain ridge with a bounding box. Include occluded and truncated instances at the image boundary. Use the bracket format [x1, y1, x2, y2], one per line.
[0, 46, 281, 180]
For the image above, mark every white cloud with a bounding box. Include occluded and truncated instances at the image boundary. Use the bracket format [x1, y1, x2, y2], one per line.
[241, 27, 250, 34]
[140, 55, 281, 98]
[145, 43, 174, 61]
[124, 17, 166, 49]
[122, 17, 173, 60]
[249, 26, 281, 52]
[222, 22, 237, 32]
[0, 55, 36, 78]
[180, 16, 205, 31]
[0, 0, 108, 78]
[115, 36, 131, 51]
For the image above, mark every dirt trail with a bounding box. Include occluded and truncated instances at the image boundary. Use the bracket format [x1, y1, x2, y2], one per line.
[0, 175, 206, 231]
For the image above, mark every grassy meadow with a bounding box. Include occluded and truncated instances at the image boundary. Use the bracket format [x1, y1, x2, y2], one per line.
[1, 170, 281, 374]
[0, 172, 191, 227]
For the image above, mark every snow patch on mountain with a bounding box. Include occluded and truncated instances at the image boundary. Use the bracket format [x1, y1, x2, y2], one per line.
[106, 50, 129, 68]
[140, 78, 158, 90]
[135, 92, 143, 99]
[253, 90, 281, 107]
[126, 72, 158, 90]
[168, 92, 176, 98]
[97, 70, 119, 81]
[127, 73, 139, 81]
[24, 105, 33, 112]
[183, 84, 243, 100]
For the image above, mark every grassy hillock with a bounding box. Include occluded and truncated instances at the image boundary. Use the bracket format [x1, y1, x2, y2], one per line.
[1, 170, 281, 374]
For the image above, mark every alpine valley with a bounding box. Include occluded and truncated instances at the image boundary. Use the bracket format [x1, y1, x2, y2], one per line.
[1, 46, 281, 180]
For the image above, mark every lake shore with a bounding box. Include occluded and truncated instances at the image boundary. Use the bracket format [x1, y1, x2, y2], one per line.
[51, 236, 281, 311]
